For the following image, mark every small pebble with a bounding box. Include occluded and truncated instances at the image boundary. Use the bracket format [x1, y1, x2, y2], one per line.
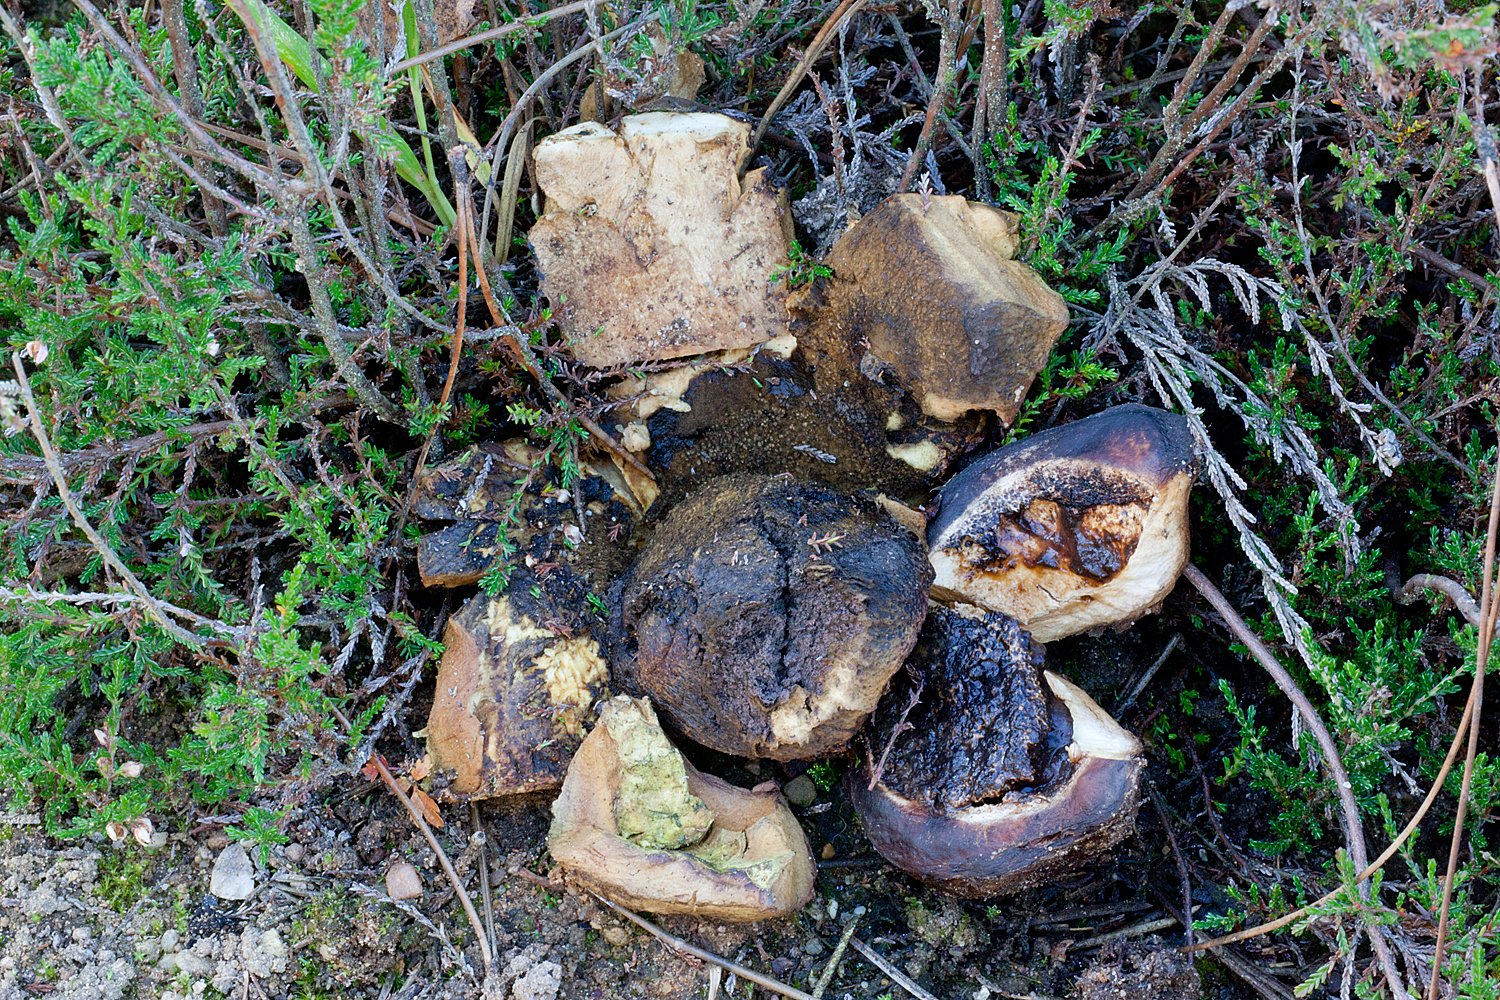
[209, 842, 255, 900]
[783, 775, 818, 807]
[804, 937, 825, 957]
[601, 926, 630, 947]
[318, 943, 338, 962]
[284, 842, 305, 863]
[385, 862, 423, 900]
[161, 929, 180, 952]
[821, 842, 836, 860]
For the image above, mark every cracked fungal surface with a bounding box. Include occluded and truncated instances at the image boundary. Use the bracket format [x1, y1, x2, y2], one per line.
[849, 605, 1145, 897]
[610, 473, 932, 760]
[872, 606, 1073, 814]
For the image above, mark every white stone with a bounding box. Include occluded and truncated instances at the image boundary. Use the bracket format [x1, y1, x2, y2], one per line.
[208, 843, 255, 900]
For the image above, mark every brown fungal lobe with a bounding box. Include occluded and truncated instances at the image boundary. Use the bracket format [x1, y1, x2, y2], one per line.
[819, 194, 1069, 424]
[612, 473, 931, 760]
[928, 404, 1198, 642]
[421, 584, 609, 801]
[849, 606, 1143, 896]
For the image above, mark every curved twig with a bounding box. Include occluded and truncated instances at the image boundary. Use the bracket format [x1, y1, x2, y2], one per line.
[1394, 574, 1482, 628]
[1182, 564, 1370, 888]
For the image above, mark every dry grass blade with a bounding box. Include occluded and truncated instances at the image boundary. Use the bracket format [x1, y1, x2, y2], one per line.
[746, 0, 867, 172]
[1425, 82, 1500, 1000]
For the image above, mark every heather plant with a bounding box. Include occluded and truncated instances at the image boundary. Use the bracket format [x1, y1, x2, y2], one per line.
[3, 0, 1500, 993]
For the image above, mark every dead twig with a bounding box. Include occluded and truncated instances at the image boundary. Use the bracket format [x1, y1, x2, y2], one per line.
[1072, 914, 1183, 952]
[8, 355, 216, 651]
[1184, 561, 1414, 994]
[1184, 563, 1370, 885]
[897, 0, 962, 193]
[589, 893, 815, 1000]
[866, 673, 923, 790]
[1147, 785, 1194, 948]
[358, 738, 493, 974]
[810, 916, 861, 1000]
[390, 0, 591, 73]
[1394, 574, 1482, 628]
[746, 0, 868, 173]
[847, 937, 937, 1000]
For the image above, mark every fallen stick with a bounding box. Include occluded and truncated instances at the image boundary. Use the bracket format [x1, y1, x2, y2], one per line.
[589, 892, 814, 1000]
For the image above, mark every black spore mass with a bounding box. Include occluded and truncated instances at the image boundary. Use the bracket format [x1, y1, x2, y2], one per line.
[874, 606, 1073, 813]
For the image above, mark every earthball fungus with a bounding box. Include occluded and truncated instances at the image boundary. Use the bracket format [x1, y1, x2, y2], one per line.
[612, 473, 932, 760]
[547, 696, 816, 921]
[848, 605, 1144, 896]
[421, 583, 609, 800]
[928, 404, 1198, 642]
[819, 193, 1070, 425]
[529, 112, 791, 368]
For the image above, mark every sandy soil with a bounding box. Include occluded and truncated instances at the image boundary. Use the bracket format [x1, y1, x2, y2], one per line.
[0, 769, 1211, 1000]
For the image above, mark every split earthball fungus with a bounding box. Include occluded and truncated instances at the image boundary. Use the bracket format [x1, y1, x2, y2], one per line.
[422, 584, 609, 800]
[848, 606, 1145, 896]
[928, 404, 1199, 642]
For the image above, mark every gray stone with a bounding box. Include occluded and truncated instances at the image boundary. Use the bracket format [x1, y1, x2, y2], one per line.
[172, 951, 215, 977]
[783, 775, 818, 807]
[385, 862, 423, 900]
[511, 960, 563, 1000]
[208, 843, 255, 900]
[239, 927, 288, 978]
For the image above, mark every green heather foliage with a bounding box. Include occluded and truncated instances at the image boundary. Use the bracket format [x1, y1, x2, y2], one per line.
[2, 0, 1500, 991]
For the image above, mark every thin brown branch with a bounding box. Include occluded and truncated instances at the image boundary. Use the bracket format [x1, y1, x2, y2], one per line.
[746, 0, 868, 172]
[898, 0, 959, 193]
[367, 751, 492, 973]
[590, 893, 815, 1000]
[9, 356, 213, 651]
[1183, 564, 1371, 883]
[1395, 574, 1483, 627]
[1147, 785, 1194, 948]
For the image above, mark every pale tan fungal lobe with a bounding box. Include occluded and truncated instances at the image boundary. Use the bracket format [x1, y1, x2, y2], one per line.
[928, 404, 1199, 642]
[422, 589, 609, 800]
[849, 607, 1144, 896]
[821, 194, 1070, 424]
[529, 112, 791, 367]
[612, 474, 932, 760]
[548, 697, 816, 921]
